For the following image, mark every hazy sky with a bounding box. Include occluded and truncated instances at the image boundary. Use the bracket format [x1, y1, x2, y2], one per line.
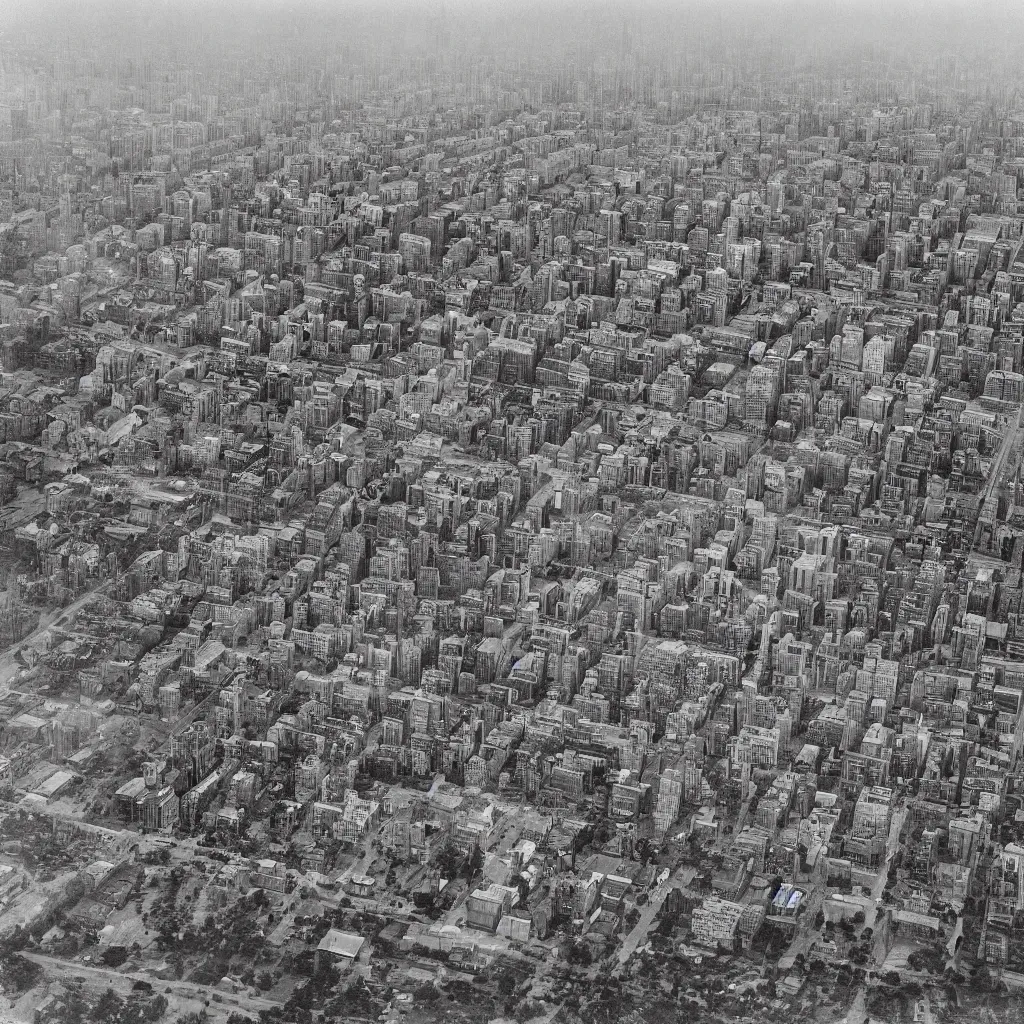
[1, 0, 1021, 71]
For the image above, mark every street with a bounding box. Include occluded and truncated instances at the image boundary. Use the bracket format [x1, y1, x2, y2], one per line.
[615, 864, 696, 967]
[20, 950, 283, 1013]
[869, 804, 908, 927]
[0, 581, 110, 693]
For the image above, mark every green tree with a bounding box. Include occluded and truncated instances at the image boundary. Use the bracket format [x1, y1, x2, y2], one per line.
[435, 841, 464, 878]
[90, 988, 124, 1022]
[565, 939, 592, 966]
[0, 951, 43, 993]
[973, 964, 994, 991]
[59, 989, 90, 1024]
[415, 982, 439, 1003]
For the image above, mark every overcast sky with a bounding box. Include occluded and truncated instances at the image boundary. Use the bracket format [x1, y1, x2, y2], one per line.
[1, 0, 1020, 72]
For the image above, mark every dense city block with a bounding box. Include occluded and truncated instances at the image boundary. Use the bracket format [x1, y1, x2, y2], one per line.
[0, 3, 1023, 1023]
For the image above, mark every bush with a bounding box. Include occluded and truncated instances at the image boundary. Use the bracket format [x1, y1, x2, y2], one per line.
[101, 946, 129, 968]
[0, 951, 42, 993]
[565, 939, 592, 966]
[415, 983, 440, 1003]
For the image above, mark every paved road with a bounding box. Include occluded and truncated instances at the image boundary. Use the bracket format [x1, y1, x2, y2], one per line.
[843, 984, 866, 1023]
[973, 404, 1024, 550]
[868, 805, 907, 923]
[615, 864, 696, 967]
[0, 798, 203, 864]
[0, 581, 110, 692]
[21, 950, 282, 1012]
[780, 802, 906, 973]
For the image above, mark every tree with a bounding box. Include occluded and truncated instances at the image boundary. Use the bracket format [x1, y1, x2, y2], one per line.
[90, 988, 124, 1022]
[972, 964, 994, 992]
[516, 876, 530, 906]
[0, 950, 42, 993]
[58, 989, 91, 1024]
[465, 845, 484, 880]
[513, 999, 542, 1023]
[435, 841, 464, 879]
[102, 946, 129, 968]
[414, 983, 439, 1004]
[168, 952, 185, 979]
[565, 939, 592, 967]
[145, 996, 169, 1022]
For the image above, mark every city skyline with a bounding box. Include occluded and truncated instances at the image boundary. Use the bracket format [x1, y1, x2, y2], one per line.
[0, 4, 1021, 1024]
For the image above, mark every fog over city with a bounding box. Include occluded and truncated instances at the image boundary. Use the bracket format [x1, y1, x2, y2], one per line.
[0, 3, 1021, 1024]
